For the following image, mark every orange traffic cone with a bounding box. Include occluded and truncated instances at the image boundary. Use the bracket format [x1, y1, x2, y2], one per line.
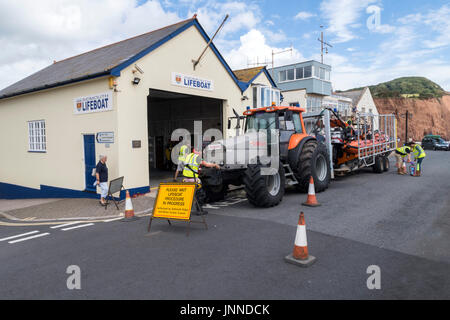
[285, 212, 316, 267]
[302, 176, 321, 207]
[122, 190, 139, 221]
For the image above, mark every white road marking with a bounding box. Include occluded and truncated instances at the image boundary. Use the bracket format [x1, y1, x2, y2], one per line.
[226, 198, 247, 205]
[61, 223, 94, 231]
[146, 231, 162, 237]
[8, 233, 50, 244]
[102, 217, 123, 222]
[0, 230, 39, 242]
[50, 221, 84, 229]
[203, 204, 220, 210]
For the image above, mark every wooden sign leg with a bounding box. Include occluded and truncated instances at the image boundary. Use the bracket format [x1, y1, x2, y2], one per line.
[187, 220, 191, 237]
[147, 217, 153, 232]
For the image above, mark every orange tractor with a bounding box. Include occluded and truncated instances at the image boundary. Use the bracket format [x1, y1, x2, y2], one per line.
[200, 105, 331, 207]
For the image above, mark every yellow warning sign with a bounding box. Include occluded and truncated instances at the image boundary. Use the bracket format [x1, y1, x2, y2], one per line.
[152, 183, 196, 221]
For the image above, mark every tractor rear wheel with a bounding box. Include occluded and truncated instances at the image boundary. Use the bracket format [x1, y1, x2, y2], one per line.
[293, 140, 331, 193]
[243, 162, 285, 208]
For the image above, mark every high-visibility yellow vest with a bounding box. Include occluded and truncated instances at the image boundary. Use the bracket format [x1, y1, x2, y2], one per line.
[395, 146, 410, 157]
[183, 153, 200, 178]
[412, 145, 426, 159]
[178, 145, 189, 162]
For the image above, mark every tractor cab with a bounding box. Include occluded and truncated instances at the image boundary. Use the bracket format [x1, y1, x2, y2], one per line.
[243, 106, 306, 160]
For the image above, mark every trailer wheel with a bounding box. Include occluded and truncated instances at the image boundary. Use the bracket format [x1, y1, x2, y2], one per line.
[243, 162, 285, 208]
[383, 156, 390, 172]
[373, 156, 384, 173]
[293, 140, 331, 193]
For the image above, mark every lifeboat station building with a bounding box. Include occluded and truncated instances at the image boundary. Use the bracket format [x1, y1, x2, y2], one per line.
[0, 17, 278, 199]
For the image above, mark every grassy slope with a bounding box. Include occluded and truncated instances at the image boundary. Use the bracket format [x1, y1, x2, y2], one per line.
[337, 77, 445, 99]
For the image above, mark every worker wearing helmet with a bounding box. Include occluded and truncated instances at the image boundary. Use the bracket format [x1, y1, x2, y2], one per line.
[394, 145, 411, 175]
[174, 138, 189, 181]
[183, 148, 220, 183]
[407, 141, 426, 176]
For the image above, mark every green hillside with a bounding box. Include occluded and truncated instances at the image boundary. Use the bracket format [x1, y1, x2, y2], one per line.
[338, 77, 445, 99]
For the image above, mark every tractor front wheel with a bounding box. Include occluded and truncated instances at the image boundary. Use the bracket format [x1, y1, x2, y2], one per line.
[243, 162, 285, 208]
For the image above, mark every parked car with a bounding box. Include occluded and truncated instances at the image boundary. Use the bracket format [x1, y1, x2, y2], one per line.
[422, 136, 450, 151]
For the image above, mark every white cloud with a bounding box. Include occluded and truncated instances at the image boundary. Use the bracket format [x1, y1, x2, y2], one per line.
[371, 24, 396, 34]
[294, 11, 316, 20]
[224, 29, 305, 70]
[399, 4, 450, 49]
[188, 1, 261, 37]
[320, 0, 377, 43]
[0, 0, 183, 90]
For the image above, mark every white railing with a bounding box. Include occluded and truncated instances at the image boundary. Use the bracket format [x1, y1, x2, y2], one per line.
[356, 113, 396, 165]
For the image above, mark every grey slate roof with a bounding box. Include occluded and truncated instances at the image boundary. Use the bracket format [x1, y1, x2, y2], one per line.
[338, 88, 367, 106]
[0, 18, 194, 100]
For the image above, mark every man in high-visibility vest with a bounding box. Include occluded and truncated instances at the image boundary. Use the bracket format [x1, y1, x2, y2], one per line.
[394, 145, 411, 175]
[174, 141, 189, 181]
[408, 141, 426, 176]
[183, 148, 220, 182]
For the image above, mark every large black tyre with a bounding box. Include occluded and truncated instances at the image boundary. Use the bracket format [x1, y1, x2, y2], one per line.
[203, 184, 227, 203]
[243, 162, 285, 208]
[373, 156, 384, 173]
[292, 140, 331, 193]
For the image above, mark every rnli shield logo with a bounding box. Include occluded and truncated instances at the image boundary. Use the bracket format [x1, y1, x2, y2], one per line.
[175, 75, 182, 84]
[76, 102, 82, 111]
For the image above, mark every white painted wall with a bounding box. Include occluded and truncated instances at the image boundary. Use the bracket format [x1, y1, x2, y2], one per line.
[0, 23, 244, 194]
[241, 71, 275, 110]
[114, 24, 243, 189]
[357, 88, 379, 116]
[280, 89, 307, 109]
[0, 78, 118, 192]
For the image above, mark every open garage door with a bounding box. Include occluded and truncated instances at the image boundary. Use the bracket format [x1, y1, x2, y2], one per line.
[147, 89, 223, 185]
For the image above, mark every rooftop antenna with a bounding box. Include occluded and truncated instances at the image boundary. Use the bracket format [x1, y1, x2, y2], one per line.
[318, 25, 332, 64]
[271, 46, 293, 77]
[192, 14, 229, 70]
[247, 56, 271, 68]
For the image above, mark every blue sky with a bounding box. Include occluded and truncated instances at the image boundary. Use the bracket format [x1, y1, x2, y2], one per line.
[0, 0, 449, 91]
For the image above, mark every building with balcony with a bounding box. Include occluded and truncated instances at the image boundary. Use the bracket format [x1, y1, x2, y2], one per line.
[269, 60, 332, 112]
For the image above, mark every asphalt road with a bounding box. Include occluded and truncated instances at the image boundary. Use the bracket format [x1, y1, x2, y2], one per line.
[0, 151, 449, 299]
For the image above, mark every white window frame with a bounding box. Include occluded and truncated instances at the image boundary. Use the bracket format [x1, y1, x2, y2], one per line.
[278, 65, 329, 84]
[279, 70, 287, 82]
[253, 85, 281, 108]
[28, 120, 46, 152]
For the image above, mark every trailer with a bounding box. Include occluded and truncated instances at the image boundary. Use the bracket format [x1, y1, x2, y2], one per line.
[302, 108, 397, 177]
[199, 106, 397, 208]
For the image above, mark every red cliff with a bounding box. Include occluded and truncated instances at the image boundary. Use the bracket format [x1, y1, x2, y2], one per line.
[374, 95, 450, 142]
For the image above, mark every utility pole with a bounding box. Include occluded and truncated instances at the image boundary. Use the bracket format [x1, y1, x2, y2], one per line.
[405, 110, 413, 143]
[317, 25, 332, 64]
[396, 110, 413, 144]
